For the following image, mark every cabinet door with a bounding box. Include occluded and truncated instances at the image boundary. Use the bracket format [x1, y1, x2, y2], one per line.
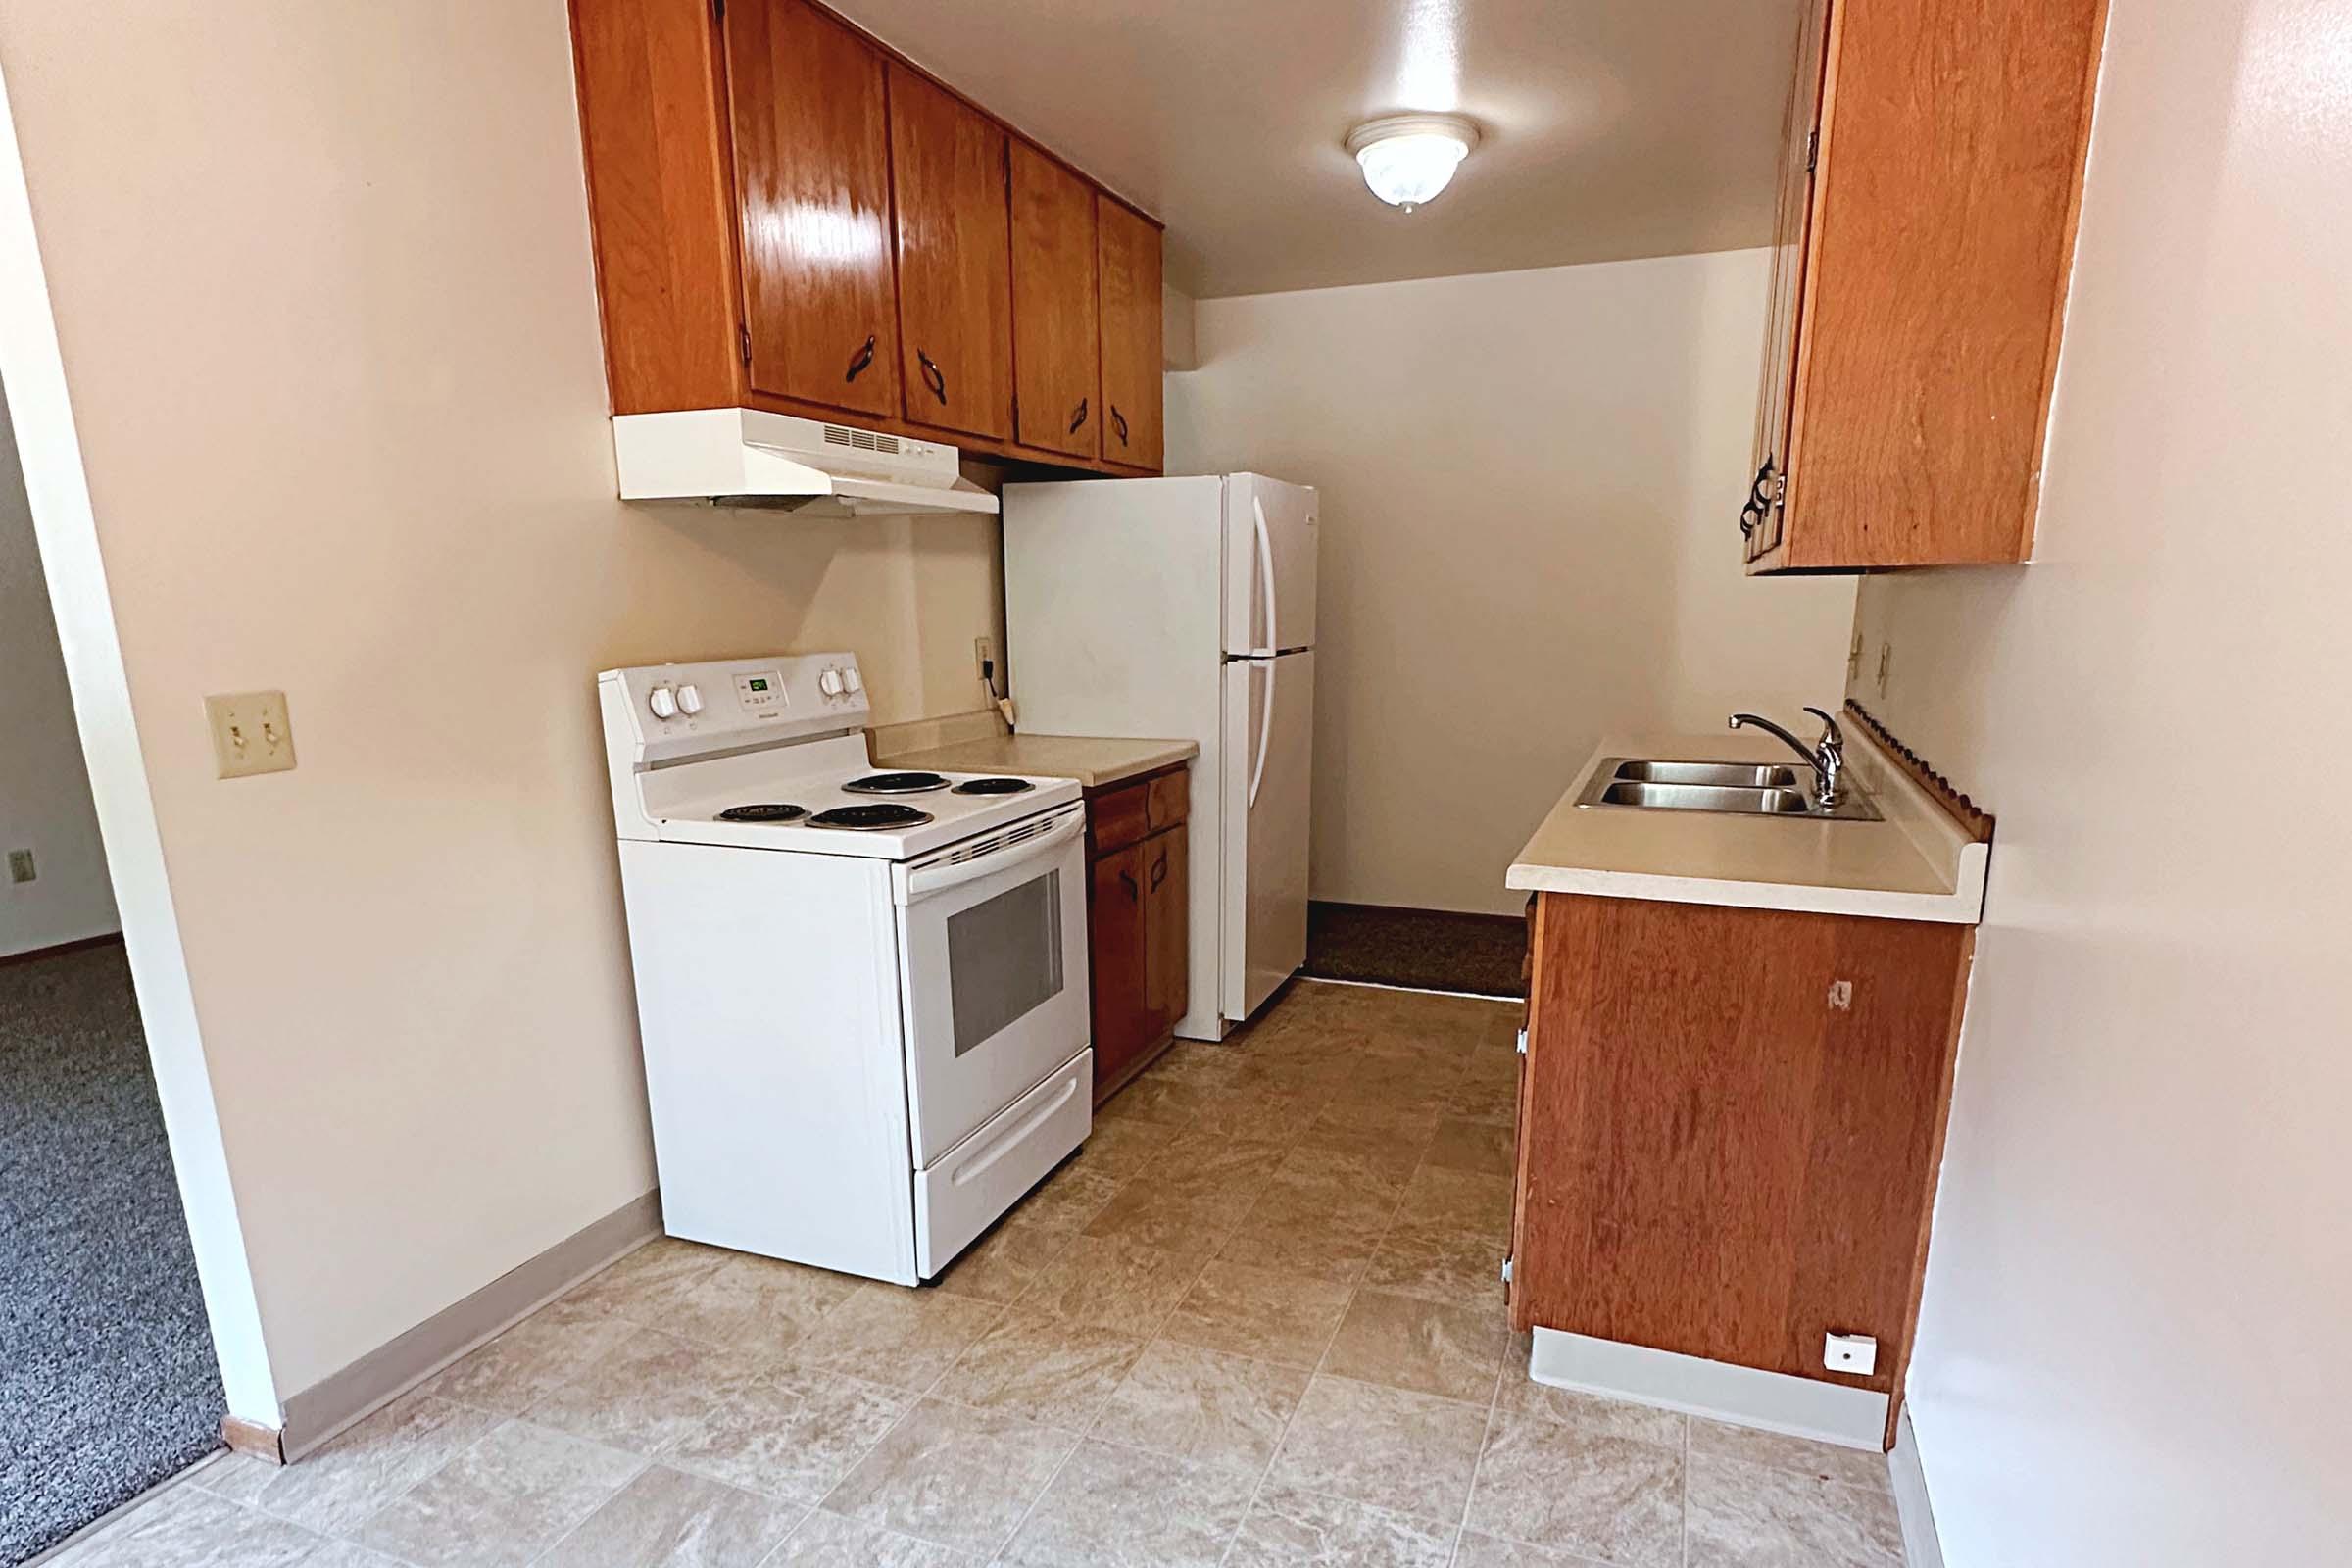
[1513, 894, 1969, 1396]
[1009, 141, 1100, 459]
[722, 0, 901, 419]
[1096, 197, 1164, 470]
[1141, 828, 1188, 1038]
[1089, 844, 1152, 1094]
[1743, 0, 1831, 561]
[888, 65, 1012, 441]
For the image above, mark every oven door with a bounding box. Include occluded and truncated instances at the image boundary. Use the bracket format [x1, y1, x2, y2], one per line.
[893, 804, 1091, 1165]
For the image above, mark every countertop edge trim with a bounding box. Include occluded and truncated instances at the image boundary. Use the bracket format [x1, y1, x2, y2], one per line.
[1503, 865, 1983, 925]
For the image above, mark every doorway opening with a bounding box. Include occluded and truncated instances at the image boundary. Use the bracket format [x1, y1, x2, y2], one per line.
[0, 390, 224, 1561]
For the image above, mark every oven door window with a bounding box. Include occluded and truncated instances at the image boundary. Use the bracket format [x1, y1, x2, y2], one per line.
[945, 869, 1065, 1056]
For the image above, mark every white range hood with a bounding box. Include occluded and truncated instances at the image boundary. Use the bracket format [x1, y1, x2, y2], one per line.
[612, 408, 999, 517]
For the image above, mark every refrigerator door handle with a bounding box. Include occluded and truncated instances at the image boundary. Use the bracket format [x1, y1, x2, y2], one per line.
[1249, 655, 1278, 809]
[1250, 496, 1279, 659]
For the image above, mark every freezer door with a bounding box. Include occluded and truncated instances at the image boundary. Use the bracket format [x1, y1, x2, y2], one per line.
[1222, 475, 1320, 656]
[1219, 650, 1313, 1023]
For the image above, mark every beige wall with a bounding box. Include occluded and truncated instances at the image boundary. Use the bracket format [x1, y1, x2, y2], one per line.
[0, 1, 1001, 1399]
[1850, 0, 2350, 1558]
[1167, 252, 1855, 915]
[0, 388, 115, 956]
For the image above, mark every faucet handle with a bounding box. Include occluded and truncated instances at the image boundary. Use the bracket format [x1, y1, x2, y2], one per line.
[1803, 706, 1845, 751]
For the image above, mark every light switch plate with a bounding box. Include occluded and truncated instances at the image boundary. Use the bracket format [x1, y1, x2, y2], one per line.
[205, 690, 297, 779]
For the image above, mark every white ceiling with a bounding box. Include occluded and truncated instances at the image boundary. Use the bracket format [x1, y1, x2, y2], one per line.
[829, 0, 1806, 298]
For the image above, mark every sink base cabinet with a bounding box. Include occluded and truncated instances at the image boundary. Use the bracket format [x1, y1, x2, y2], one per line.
[1085, 765, 1191, 1104]
[1509, 892, 1971, 1447]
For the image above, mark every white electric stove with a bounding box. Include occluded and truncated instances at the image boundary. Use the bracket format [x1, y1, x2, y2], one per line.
[598, 652, 1093, 1285]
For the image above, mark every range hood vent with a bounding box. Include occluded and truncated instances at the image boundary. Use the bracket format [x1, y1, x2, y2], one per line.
[612, 408, 999, 518]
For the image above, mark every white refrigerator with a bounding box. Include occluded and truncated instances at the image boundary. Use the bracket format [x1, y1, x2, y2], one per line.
[1003, 473, 1318, 1040]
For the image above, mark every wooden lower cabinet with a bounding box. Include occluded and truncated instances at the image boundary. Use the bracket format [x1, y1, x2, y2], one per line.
[1142, 829, 1188, 1037]
[1510, 892, 1971, 1446]
[1085, 764, 1190, 1103]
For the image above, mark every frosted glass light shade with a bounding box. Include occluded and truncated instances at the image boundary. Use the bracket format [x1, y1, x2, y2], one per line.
[1347, 114, 1480, 211]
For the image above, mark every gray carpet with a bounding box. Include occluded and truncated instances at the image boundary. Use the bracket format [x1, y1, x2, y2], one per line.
[1, 942, 223, 1565]
[1303, 900, 1529, 999]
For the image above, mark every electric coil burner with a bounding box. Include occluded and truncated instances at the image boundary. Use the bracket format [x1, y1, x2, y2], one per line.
[808, 803, 935, 831]
[843, 771, 951, 795]
[715, 803, 808, 822]
[952, 777, 1036, 796]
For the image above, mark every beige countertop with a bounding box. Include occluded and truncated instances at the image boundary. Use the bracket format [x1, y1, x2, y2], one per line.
[1506, 724, 1988, 923]
[878, 732, 1198, 791]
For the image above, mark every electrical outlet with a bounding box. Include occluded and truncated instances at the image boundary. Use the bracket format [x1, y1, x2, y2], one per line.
[7, 849, 33, 885]
[1875, 641, 1892, 699]
[1824, 1332, 1879, 1377]
[205, 690, 298, 779]
[1846, 627, 1864, 681]
[975, 635, 995, 681]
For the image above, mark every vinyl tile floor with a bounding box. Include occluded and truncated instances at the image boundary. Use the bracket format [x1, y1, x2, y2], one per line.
[41, 980, 1904, 1568]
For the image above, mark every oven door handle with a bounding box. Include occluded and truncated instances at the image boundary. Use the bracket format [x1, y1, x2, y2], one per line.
[901, 808, 1084, 900]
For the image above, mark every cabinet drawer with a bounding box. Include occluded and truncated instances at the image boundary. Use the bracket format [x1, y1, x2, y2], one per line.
[915, 1049, 1092, 1277]
[1146, 768, 1189, 831]
[1089, 781, 1150, 856]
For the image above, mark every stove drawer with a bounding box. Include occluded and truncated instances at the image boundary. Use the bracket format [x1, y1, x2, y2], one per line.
[914, 1048, 1093, 1278]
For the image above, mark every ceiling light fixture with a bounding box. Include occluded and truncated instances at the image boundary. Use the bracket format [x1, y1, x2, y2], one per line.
[1346, 113, 1481, 212]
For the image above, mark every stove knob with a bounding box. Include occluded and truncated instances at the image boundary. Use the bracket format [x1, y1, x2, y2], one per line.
[647, 686, 679, 720]
[676, 682, 705, 716]
[842, 667, 863, 695]
[818, 669, 846, 698]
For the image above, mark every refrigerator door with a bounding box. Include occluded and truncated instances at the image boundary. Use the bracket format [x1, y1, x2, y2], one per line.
[1219, 650, 1314, 1023]
[1222, 475, 1320, 656]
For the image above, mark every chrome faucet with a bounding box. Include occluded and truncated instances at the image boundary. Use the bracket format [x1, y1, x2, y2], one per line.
[1729, 707, 1846, 808]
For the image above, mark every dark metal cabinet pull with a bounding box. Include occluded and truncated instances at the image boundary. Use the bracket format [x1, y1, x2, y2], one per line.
[1068, 397, 1089, 434]
[1149, 852, 1167, 891]
[1111, 406, 1130, 447]
[1118, 867, 1139, 901]
[845, 334, 877, 383]
[1739, 459, 1776, 539]
[917, 349, 947, 405]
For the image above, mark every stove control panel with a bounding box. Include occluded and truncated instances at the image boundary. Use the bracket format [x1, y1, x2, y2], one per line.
[732, 670, 785, 713]
[602, 653, 870, 764]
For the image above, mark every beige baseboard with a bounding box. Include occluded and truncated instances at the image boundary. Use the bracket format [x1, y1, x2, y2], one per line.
[220, 1413, 284, 1464]
[1889, 1405, 1947, 1568]
[1528, 1326, 1889, 1450]
[277, 1189, 661, 1460]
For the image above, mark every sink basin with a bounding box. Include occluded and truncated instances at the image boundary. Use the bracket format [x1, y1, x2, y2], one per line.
[1594, 780, 1813, 814]
[1613, 760, 1802, 789]
[1576, 758, 1883, 820]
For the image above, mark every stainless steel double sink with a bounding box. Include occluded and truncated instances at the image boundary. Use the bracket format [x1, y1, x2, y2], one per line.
[1576, 758, 1881, 820]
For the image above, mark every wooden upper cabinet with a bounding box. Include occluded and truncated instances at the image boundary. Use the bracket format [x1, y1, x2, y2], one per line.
[1743, 0, 1830, 564]
[721, 0, 901, 420]
[1746, 0, 2106, 570]
[1009, 141, 1101, 462]
[568, 0, 744, 415]
[887, 65, 1012, 442]
[1097, 197, 1164, 471]
[566, 0, 1161, 469]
